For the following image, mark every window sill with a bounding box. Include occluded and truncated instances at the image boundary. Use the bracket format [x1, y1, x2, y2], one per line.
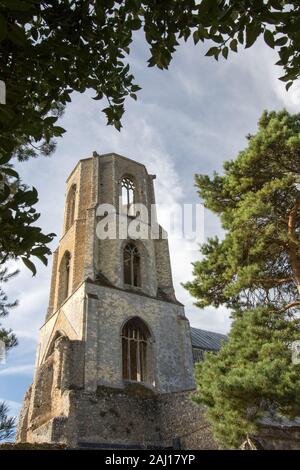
[123, 380, 156, 397]
[124, 284, 143, 292]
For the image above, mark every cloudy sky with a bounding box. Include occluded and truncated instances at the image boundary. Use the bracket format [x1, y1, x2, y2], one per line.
[1, 33, 300, 422]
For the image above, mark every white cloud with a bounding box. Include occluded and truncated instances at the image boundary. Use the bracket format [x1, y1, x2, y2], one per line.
[4, 31, 298, 404]
[3, 260, 49, 342]
[0, 364, 35, 376]
[271, 72, 300, 111]
[0, 399, 22, 418]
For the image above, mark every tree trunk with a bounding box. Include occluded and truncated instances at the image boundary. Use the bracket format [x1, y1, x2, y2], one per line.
[288, 192, 300, 295]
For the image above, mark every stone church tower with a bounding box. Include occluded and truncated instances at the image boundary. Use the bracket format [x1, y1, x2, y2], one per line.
[17, 152, 214, 449]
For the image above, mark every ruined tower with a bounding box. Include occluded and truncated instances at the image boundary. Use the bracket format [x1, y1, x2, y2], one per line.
[17, 152, 213, 449]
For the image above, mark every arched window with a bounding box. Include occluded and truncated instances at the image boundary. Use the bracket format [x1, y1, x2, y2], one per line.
[121, 177, 135, 208]
[122, 317, 151, 383]
[124, 243, 140, 287]
[58, 251, 71, 305]
[65, 184, 76, 231]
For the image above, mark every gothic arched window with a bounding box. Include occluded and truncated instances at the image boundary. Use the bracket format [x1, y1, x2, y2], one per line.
[122, 317, 151, 383]
[65, 184, 76, 231]
[58, 251, 71, 305]
[123, 243, 140, 287]
[121, 177, 135, 208]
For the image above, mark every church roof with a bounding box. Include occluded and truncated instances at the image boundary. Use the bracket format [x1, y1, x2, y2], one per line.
[190, 327, 227, 352]
[259, 413, 300, 429]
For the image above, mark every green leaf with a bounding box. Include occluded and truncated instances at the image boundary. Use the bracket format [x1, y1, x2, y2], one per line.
[205, 47, 220, 57]
[212, 34, 224, 44]
[222, 47, 229, 59]
[131, 84, 142, 92]
[269, 0, 283, 10]
[43, 116, 58, 125]
[237, 29, 244, 45]
[22, 187, 38, 205]
[129, 18, 141, 30]
[230, 39, 238, 52]
[286, 81, 293, 91]
[31, 247, 48, 265]
[279, 72, 296, 82]
[22, 257, 37, 276]
[245, 23, 261, 49]
[52, 126, 66, 136]
[264, 30, 275, 48]
[0, 154, 12, 165]
[92, 92, 104, 100]
[114, 120, 122, 131]
[275, 36, 288, 47]
[1, 167, 19, 178]
[193, 30, 200, 45]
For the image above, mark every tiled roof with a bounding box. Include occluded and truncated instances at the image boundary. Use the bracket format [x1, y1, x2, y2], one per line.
[259, 413, 300, 428]
[191, 327, 227, 352]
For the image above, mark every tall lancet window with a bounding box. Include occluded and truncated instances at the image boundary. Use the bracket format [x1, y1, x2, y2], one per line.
[124, 243, 140, 287]
[58, 251, 71, 305]
[121, 177, 135, 210]
[122, 317, 152, 383]
[65, 184, 76, 231]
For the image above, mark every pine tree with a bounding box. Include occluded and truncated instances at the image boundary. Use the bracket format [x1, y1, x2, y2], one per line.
[0, 268, 18, 441]
[185, 110, 300, 448]
[0, 267, 18, 350]
[194, 307, 300, 448]
[0, 402, 15, 442]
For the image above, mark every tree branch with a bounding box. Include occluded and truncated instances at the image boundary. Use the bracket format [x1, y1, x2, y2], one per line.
[287, 191, 300, 294]
[275, 301, 300, 314]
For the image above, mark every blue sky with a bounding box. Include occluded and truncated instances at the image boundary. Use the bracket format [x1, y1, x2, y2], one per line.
[1, 34, 300, 424]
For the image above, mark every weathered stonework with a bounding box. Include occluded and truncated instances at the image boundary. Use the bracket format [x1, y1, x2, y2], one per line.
[17, 152, 215, 449]
[255, 426, 300, 450]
